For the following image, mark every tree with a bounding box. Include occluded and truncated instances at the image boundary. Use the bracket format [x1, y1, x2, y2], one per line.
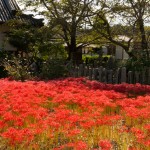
[19, 0, 150, 63]
[124, 0, 149, 47]
[4, 19, 68, 80]
[22, 0, 97, 64]
[123, 0, 150, 60]
[7, 19, 66, 60]
[94, 0, 150, 60]
[91, 13, 134, 57]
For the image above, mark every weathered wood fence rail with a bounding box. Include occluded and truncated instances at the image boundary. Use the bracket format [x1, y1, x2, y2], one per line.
[69, 64, 150, 84]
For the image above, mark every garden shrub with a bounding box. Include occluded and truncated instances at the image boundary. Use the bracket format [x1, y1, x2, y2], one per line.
[124, 49, 150, 71]
[40, 59, 68, 79]
[125, 57, 150, 72]
[82, 54, 99, 64]
[0, 66, 8, 78]
[82, 54, 111, 67]
[0, 51, 8, 78]
[3, 55, 32, 81]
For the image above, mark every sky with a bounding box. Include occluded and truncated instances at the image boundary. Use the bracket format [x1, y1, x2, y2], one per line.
[16, 0, 44, 19]
[16, 0, 150, 26]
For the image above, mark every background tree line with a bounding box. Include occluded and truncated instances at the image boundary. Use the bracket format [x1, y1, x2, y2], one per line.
[17, 0, 150, 61]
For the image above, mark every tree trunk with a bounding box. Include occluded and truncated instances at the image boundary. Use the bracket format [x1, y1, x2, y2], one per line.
[71, 49, 82, 65]
[138, 18, 149, 59]
[66, 45, 82, 64]
[69, 26, 83, 64]
[66, 46, 71, 61]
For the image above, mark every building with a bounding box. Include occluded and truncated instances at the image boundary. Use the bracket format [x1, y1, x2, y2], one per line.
[82, 36, 130, 60]
[0, 0, 43, 51]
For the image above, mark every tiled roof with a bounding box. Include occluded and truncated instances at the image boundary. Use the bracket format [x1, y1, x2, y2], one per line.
[0, 0, 43, 26]
[0, 0, 19, 22]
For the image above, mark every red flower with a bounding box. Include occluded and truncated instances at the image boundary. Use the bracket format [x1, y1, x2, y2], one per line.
[0, 77, 150, 149]
[75, 141, 88, 149]
[145, 124, 150, 132]
[66, 129, 81, 137]
[98, 140, 112, 150]
[144, 140, 150, 146]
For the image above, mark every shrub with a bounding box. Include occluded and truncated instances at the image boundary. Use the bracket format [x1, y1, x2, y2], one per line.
[40, 59, 68, 79]
[3, 55, 32, 81]
[82, 54, 111, 67]
[0, 66, 8, 78]
[124, 49, 150, 71]
[82, 54, 99, 64]
[124, 57, 149, 72]
[0, 51, 8, 78]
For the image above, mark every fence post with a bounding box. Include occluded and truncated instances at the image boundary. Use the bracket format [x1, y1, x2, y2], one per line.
[78, 64, 84, 76]
[128, 71, 133, 84]
[113, 68, 120, 84]
[93, 68, 98, 80]
[135, 71, 140, 83]
[98, 66, 103, 82]
[121, 67, 126, 83]
[73, 66, 79, 77]
[148, 68, 150, 84]
[84, 66, 88, 77]
[68, 68, 73, 77]
[102, 68, 107, 83]
[107, 70, 113, 84]
[107, 56, 115, 69]
[141, 69, 146, 84]
[89, 67, 93, 80]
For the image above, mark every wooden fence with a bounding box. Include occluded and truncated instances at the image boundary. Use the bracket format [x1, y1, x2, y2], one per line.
[68, 64, 150, 84]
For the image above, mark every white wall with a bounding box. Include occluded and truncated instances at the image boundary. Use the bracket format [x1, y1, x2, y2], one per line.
[115, 45, 129, 59]
[102, 46, 107, 55]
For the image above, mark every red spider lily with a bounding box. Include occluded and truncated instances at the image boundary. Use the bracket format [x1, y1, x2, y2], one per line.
[2, 112, 15, 122]
[55, 141, 88, 150]
[96, 115, 122, 126]
[131, 127, 146, 144]
[75, 140, 88, 149]
[80, 120, 96, 129]
[144, 140, 150, 146]
[67, 114, 80, 123]
[118, 125, 127, 133]
[0, 77, 150, 149]
[0, 120, 6, 128]
[1, 127, 34, 145]
[128, 147, 139, 150]
[98, 140, 112, 150]
[65, 129, 81, 137]
[145, 124, 150, 132]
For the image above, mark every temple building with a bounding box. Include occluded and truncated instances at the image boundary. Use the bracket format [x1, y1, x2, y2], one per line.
[0, 0, 43, 51]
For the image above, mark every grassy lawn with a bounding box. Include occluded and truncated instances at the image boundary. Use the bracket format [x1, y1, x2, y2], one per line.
[0, 78, 150, 149]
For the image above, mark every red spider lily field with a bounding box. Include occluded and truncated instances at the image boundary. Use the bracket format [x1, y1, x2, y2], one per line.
[0, 77, 150, 150]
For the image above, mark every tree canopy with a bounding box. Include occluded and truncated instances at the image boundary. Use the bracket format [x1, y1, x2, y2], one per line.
[17, 0, 150, 62]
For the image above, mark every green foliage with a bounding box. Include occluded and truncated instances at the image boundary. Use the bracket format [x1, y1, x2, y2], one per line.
[19, 0, 150, 64]
[124, 49, 150, 71]
[22, 0, 96, 62]
[3, 55, 32, 81]
[7, 20, 35, 52]
[82, 54, 111, 66]
[40, 59, 68, 80]
[82, 54, 99, 63]
[38, 43, 67, 60]
[7, 20, 67, 61]
[0, 51, 9, 78]
[125, 59, 150, 72]
[0, 66, 8, 78]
